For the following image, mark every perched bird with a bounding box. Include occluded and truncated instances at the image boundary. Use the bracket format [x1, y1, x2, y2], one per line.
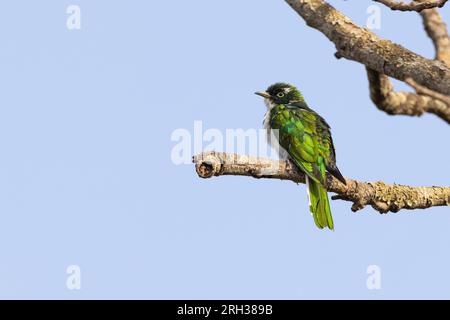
[255, 83, 346, 230]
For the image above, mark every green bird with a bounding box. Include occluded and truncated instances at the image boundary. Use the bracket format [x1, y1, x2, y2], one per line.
[256, 83, 346, 230]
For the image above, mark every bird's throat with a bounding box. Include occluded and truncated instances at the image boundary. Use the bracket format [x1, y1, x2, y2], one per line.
[264, 98, 276, 111]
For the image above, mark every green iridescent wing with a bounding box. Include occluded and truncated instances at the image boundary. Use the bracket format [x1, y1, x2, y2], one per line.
[269, 103, 332, 186]
[268, 103, 338, 229]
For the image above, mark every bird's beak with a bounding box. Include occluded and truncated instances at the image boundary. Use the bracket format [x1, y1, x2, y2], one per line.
[255, 91, 271, 99]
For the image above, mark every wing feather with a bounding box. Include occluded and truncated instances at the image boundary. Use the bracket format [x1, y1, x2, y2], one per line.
[269, 105, 327, 185]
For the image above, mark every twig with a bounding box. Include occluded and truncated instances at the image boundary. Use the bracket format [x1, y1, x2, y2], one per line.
[405, 77, 450, 105]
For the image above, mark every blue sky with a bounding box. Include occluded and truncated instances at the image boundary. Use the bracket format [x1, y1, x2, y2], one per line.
[0, 1, 448, 299]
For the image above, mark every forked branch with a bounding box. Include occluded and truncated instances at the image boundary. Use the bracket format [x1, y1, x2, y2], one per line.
[284, 0, 450, 96]
[367, 68, 450, 123]
[283, 0, 450, 123]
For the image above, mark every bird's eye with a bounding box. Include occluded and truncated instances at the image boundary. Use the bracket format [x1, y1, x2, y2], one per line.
[276, 92, 285, 98]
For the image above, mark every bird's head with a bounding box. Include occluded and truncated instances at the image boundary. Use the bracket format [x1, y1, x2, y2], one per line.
[255, 83, 304, 106]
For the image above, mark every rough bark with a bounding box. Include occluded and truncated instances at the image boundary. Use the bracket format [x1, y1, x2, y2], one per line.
[374, 0, 448, 11]
[367, 68, 450, 123]
[194, 152, 450, 214]
[284, 0, 450, 96]
[421, 7, 450, 65]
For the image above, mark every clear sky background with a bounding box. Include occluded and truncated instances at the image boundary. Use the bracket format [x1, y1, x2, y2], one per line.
[0, 0, 448, 299]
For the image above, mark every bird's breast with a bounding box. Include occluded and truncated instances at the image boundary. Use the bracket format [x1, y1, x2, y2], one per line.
[263, 110, 289, 160]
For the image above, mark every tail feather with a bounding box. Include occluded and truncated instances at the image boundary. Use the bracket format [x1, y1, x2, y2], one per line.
[306, 177, 334, 230]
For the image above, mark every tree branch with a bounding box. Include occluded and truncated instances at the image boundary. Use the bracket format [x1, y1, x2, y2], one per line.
[284, 0, 450, 96]
[364, 3, 450, 123]
[194, 152, 450, 214]
[374, 0, 448, 12]
[421, 7, 450, 65]
[405, 77, 450, 104]
[367, 68, 450, 123]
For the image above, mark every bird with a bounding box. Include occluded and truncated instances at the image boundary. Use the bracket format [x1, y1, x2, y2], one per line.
[255, 83, 346, 230]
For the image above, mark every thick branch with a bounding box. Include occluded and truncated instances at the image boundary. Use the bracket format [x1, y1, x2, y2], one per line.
[367, 68, 450, 123]
[374, 0, 447, 11]
[194, 152, 450, 214]
[421, 7, 450, 66]
[284, 0, 450, 95]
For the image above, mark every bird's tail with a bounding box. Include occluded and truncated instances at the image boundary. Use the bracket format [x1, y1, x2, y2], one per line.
[306, 176, 334, 230]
